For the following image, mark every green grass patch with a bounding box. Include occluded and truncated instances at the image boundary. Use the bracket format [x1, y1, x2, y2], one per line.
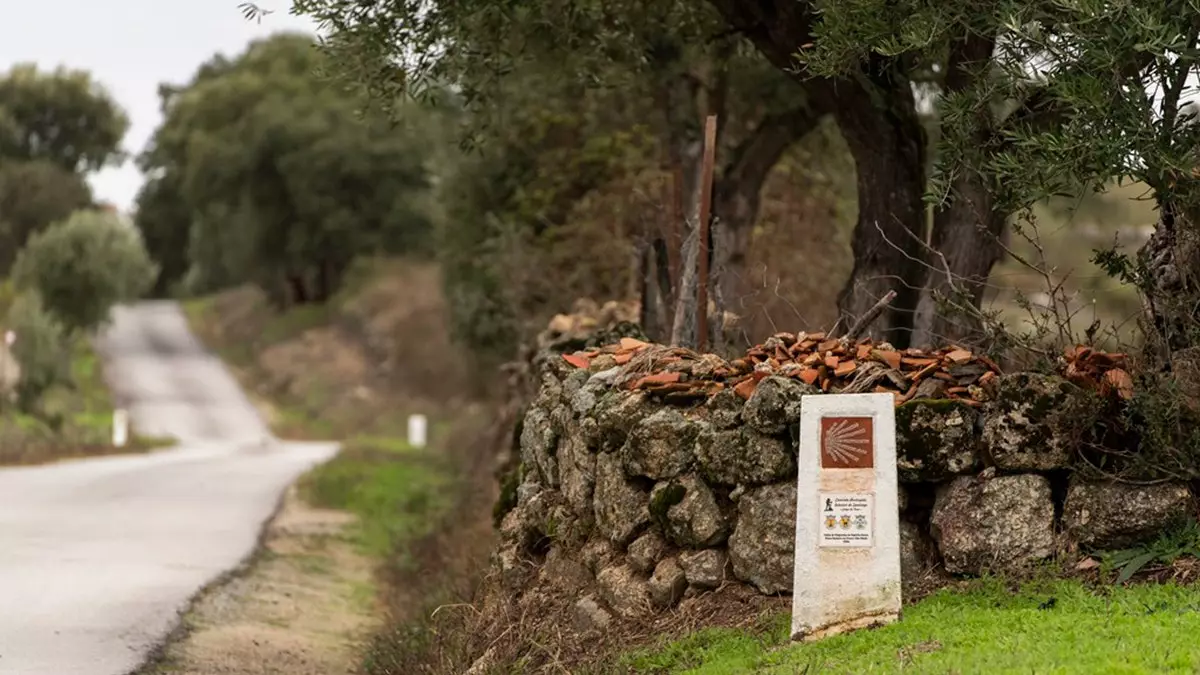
[298, 436, 451, 559]
[621, 578, 1200, 674]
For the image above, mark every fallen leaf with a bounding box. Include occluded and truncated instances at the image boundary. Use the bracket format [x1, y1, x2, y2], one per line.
[1075, 557, 1100, 571]
[634, 372, 683, 388]
[562, 353, 590, 369]
[946, 349, 973, 364]
[619, 337, 650, 351]
[871, 349, 902, 370]
[1104, 368, 1135, 400]
[733, 378, 758, 399]
[834, 360, 858, 377]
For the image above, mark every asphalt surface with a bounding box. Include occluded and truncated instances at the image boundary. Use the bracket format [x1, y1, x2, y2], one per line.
[0, 301, 337, 675]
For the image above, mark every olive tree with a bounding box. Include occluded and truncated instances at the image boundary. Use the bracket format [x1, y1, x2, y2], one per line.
[13, 209, 157, 333]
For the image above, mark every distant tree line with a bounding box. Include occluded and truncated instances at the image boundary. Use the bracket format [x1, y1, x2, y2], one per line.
[134, 32, 435, 306]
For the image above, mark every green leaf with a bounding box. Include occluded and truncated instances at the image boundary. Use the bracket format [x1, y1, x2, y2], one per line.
[1117, 552, 1159, 584]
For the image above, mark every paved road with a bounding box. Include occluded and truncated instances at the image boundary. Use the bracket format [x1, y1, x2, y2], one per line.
[0, 301, 337, 675]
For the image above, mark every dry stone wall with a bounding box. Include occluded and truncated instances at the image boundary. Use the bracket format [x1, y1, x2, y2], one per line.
[493, 335, 1197, 623]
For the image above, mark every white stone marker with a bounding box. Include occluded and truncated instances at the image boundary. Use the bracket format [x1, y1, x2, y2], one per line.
[112, 409, 129, 448]
[791, 392, 901, 641]
[407, 413, 428, 449]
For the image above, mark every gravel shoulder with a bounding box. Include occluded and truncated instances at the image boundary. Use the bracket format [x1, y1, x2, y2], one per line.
[141, 486, 381, 675]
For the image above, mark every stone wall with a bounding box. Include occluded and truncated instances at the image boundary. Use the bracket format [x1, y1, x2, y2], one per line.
[493, 339, 1197, 623]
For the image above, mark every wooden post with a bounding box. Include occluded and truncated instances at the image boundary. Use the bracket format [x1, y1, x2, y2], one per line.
[696, 114, 718, 352]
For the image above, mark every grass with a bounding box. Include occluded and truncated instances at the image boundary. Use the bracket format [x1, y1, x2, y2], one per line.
[620, 578, 1200, 674]
[297, 435, 452, 560]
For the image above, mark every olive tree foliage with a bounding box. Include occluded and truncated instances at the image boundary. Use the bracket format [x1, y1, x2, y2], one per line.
[0, 64, 129, 173]
[12, 209, 157, 334]
[280, 0, 830, 353]
[136, 32, 433, 304]
[0, 64, 127, 276]
[0, 160, 92, 274]
[801, 0, 1200, 353]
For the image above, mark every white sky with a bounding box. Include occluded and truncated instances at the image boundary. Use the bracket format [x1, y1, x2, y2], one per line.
[0, 1, 318, 212]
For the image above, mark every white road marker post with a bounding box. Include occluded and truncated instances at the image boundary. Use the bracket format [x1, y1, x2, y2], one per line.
[791, 392, 901, 641]
[407, 414, 427, 449]
[112, 409, 129, 448]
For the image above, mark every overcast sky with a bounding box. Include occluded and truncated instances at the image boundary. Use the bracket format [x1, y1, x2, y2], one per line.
[0, 1, 318, 212]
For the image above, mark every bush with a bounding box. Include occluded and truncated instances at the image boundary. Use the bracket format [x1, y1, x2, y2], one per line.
[6, 291, 70, 412]
[12, 209, 158, 333]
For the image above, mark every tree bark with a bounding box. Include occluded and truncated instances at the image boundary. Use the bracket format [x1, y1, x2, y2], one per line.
[705, 0, 927, 345]
[712, 105, 825, 327]
[832, 73, 927, 346]
[911, 33, 1002, 348]
[910, 174, 1005, 347]
[1140, 193, 1200, 354]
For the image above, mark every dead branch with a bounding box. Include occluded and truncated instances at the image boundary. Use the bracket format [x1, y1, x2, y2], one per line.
[842, 290, 897, 342]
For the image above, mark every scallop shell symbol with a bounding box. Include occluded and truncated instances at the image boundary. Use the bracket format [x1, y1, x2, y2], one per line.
[823, 418, 870, 465]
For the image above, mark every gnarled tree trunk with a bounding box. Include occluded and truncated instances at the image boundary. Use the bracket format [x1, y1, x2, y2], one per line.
[705, 0, 928, 346]
[911, 33, 1003, 348]
[1141, 194, 1200, 355]
[832, 73, 927, 346]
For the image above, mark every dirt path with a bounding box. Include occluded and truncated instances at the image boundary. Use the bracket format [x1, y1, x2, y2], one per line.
[143, 486, 380, 674]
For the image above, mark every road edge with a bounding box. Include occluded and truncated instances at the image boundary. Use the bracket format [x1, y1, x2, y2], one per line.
[126, 479, 295, 675]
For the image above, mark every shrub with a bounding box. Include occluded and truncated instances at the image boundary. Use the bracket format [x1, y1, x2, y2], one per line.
[6, 291, 70, 412]
[12, 209, 158, 333]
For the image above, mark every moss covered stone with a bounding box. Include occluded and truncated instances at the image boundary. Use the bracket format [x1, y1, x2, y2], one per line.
[743, 376, 815, 435]
[621, 408, 698, 479]
[895, 399, 981, 482]
[981, 373, 1090, 471]
[651, 475, 729, 548]
[695, 424, 795, 486]
[591, 390, 655, 452]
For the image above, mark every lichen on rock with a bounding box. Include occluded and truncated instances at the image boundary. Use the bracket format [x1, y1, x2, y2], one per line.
[742, 376, 815, 435]
[679, 549, 729, 589]
[1063, 480, 1194, 549]
[930, 473, 1055, 574]
[982, 373, 1092, 471]
[703, 387, 745, 430]
[622, 408, 699, 479]
[558, 428, 597, 519]
[593, 451, 650, 546]
[895, 399, 981, 482]
[590, 390, 655, 452]
[650, 475, 729, 548]
[728, 483, 797, 594]
[597, 564, 652, 618]
[520, 405, 560, 487]
[648, 557, 688, 609]
[694, 423, 795, 487]
[627, 531, 668, 574]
